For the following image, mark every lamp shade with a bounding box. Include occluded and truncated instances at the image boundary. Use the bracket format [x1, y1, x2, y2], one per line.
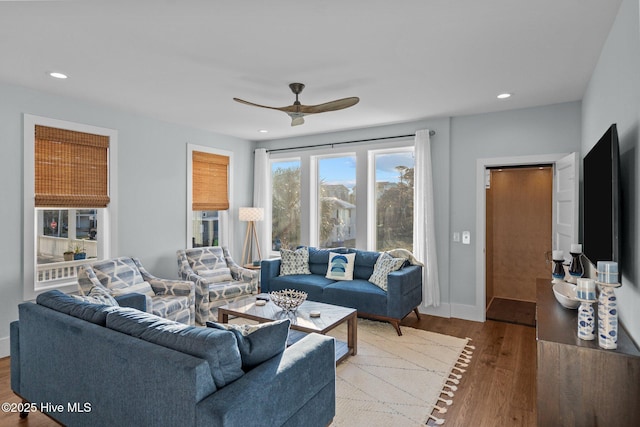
[239, 207, 264, 222]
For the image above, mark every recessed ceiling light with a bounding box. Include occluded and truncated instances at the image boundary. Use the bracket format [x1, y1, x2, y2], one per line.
[258, 129, 268, 133]
[497, 93, 511, 99]
[49, 72, 68, 79]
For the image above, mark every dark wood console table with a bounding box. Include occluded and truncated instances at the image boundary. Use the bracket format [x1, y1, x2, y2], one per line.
[536, 278, 640, 426]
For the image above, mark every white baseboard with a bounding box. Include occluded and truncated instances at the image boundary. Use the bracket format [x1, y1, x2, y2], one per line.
[0, 335, 9, 359]
[418, 303, 451, 318]
[451, 303, 485, 322]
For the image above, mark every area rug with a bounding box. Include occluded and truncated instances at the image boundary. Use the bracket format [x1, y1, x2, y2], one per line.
[328, 319, 473, 426]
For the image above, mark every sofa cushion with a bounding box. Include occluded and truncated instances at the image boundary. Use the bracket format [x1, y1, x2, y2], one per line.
[325, 252, 356, 281]
[323, 279, 389, 315]
[308, 247, 348, 275]
[268, 275, 335, 301]
[279, 247, 311, 276]
[206, 319, 290, 370]
[106, 308, 243, 389]
[37, 289, 118, 326]
[368, 253, 407, 291]
[350, 249, 383, 280]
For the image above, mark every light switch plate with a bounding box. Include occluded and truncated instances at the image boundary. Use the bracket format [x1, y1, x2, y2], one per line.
[453, 232, 461, 242]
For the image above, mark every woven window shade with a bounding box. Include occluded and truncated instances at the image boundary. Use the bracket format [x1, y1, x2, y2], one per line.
[35, 125, 110, 208]
[192, 151, 229, 211]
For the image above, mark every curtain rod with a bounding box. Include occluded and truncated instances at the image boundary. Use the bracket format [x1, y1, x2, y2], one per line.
[264, 130, 435, 154]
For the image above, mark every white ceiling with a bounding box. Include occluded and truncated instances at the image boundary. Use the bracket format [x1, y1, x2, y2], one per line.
[0, 0, 622, 141]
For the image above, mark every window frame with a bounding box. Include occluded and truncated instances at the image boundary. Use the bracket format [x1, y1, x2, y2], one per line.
[23, 114, 118, 300]
[267, 138, 413, 256]
[186, 143, 233, 250]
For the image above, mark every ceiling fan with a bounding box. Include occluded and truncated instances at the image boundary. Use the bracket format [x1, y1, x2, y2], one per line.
[233, 83, 359, 126]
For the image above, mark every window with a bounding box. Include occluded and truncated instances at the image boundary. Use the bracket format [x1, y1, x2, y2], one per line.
[24, 115, 117, 300]
[271, 159, 301, 251]
[268, 140, 414, 255]
[187, 144, 232, 249]
[372, 149, 415, 251]
[317, 155, 356, 248]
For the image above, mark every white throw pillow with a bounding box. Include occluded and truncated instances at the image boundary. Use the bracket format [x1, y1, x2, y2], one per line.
[325, 252, 356, 281]
[73, 285, 119, 306]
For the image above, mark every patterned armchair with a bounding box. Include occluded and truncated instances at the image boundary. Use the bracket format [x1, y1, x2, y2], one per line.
[77, 257, 195, 325]
[177, 246, 258, 324]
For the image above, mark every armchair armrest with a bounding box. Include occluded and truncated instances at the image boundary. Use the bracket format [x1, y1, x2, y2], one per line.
[386, 264, 423, 318]
[198, 333, 335, 427]
[223, 247, 258, 290]
[133, 258, 195, 298]
[259, 259, 281, 293]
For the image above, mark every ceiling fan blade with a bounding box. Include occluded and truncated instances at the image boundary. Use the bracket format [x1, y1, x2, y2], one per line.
[233, 98, 288, 112]
[299, 97, 360, 114]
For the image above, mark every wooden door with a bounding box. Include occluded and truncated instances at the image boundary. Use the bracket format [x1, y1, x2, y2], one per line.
[486, 166, 552, 303]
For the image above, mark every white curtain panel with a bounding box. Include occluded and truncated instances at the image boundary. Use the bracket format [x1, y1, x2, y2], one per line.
[414, 130, 440, 307]
[253, 148, 271, 259]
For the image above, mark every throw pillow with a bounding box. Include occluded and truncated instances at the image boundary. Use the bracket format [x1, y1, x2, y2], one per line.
[109, 281, 156, 297]
[196, 267, 234, 283]
[279, 247, 311, 276]
[325, 252, 356, 281]
[73, 285, 119, 306]
[368, 253, 407, 291]
[206, 319, 290, 370]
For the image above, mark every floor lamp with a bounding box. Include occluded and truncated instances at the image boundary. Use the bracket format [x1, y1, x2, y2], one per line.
[239, 207, 264, 267]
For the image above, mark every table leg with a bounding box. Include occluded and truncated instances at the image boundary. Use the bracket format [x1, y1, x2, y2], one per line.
[218, 310, 229, 323]
[347, 313, 357, 356]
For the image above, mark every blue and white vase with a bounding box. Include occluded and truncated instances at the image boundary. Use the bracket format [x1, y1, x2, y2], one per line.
[598, 286, 618, 349]
[578, 301, 595, 340]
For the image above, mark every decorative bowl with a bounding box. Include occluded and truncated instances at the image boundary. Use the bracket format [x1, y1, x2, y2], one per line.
[552, 282, 580, 309]
[270, 289, 308, 312]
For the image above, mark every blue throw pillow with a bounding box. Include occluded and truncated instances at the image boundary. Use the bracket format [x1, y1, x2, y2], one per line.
[106, 308, 243, 389]
[206, 319, 290, 370]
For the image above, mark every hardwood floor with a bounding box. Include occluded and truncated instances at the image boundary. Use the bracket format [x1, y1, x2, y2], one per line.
[0, 315, 536, 427]
[402, 314, 537, 427]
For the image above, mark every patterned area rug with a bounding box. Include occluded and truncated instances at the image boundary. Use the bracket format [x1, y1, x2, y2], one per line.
[328, 320, 473, 426]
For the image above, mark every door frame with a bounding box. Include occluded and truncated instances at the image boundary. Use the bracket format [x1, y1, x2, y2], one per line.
[475, 153, 576, 322]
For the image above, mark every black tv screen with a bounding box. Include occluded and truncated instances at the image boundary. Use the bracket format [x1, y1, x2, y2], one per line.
[583, 123, 620, 265]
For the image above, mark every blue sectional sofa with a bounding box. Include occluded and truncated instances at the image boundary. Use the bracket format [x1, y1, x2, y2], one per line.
[261, 247, 423, 335]
[10, 290, 336, 427]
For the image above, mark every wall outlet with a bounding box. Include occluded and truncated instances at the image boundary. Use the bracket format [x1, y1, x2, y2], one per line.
[462, 231, 471, 244]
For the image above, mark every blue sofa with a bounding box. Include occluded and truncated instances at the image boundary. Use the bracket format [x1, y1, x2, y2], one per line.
[261, 247, 423, 335]
[10, 290, 336, 427]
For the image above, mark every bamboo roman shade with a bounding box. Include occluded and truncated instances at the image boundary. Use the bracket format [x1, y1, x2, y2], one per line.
[192, 151, 229, 211]
[34, 125, 110, 208]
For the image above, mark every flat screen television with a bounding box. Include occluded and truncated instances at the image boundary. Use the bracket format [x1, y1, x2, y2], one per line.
[582, 123, 621, 266]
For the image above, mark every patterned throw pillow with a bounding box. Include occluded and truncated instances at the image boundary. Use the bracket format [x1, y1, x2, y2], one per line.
[325, 252, 356, 281]
[207, 319, 290, 370]
[279, 247, 312, 276]
[73, 285, 119, 306]
[109, 281, 156, 297]
[368, 253, 407, 291]
[197, 267, 234, 283]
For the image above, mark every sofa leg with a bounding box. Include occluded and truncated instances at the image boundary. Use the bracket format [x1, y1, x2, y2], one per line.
[19, 399, 29, 419]
[413, 307, 421, 320]
[391, 320, 402, 336]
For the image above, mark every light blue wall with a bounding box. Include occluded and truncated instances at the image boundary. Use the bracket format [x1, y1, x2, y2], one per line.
[0, 82, 254, 356]
[582, 0, 640, 344]
[450, 102, 582, 312]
